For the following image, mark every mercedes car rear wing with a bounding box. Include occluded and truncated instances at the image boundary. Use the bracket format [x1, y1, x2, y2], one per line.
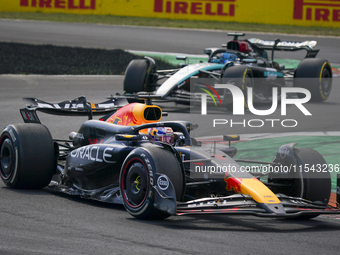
[247, 38, 319, 58]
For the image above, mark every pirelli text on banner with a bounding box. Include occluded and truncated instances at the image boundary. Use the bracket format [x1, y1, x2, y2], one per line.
[294, 0, 340, 22]
[19, 0, 96, 10]
[153, 0, 235, 16]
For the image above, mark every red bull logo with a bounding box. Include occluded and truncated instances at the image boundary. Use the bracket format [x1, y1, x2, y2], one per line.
[106, 103, 162, 127]
[106, 103, 138, 126]
[224, 173, 242, 193]
[293, 0, 340, 22]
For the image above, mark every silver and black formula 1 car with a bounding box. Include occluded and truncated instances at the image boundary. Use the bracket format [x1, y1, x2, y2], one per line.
[123, 33, 332, 107]
[1, 96, 340, 220]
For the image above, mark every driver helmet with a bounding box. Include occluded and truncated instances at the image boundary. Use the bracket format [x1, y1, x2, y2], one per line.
[220, 53, 237, 64]
[148, 127, 174, 144]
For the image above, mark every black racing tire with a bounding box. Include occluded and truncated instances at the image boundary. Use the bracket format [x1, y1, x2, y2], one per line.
[123, 59, 150, 94]
[221, 65, 253, 111]
[120, 146, 184, 220]
[294, 58, 332, 102]
[269, 148, 331, 219]
[294, 148, 331, 203]
[0, 124, 55, 189]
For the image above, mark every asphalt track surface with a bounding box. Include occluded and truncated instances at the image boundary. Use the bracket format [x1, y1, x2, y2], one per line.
[1, 19, 340, 63]
[1, 20, 340, 255]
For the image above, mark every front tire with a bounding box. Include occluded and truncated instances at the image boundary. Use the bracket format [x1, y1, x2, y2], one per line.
[269, 147, 331, 219]
[221, 65, 253, 111]
[294, 148, 331, 203]
[120, 146, 184, 220]
[294, 58, 332, 102]
[0, 124, 55, 189]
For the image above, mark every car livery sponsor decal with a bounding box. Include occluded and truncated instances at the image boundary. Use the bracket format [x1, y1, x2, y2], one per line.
[224, 173, 243, 193]
[70, 145, 115, 163]
[264, 71, 284, 79]
[278, 146, 290, 159]
[157, 175, 170, 190]
[248, 38, 317, 49]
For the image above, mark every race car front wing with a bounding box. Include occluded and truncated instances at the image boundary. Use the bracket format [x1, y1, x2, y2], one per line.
[175, 193, 340, 218]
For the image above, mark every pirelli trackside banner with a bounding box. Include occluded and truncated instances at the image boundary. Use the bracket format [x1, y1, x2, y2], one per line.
[1, 0, 340, 28]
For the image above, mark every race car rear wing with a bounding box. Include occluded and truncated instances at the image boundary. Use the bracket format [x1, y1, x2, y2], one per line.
[20, 96, 129, 124]
[20, 94, 170, 124]
[247, 38, 319, 58]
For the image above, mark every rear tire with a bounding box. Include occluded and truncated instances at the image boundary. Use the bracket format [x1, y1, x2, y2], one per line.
[0, 124, 55, 189]
[120, 146, 184, 220]
[294, 58, 332, 102]
[124, 59, 151, 94]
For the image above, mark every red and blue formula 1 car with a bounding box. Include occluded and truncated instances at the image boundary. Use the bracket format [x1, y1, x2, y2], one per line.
[0, 96, 339, 219]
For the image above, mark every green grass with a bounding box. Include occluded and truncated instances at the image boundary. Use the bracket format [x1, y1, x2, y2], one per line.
[1, 12, 340, 36]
